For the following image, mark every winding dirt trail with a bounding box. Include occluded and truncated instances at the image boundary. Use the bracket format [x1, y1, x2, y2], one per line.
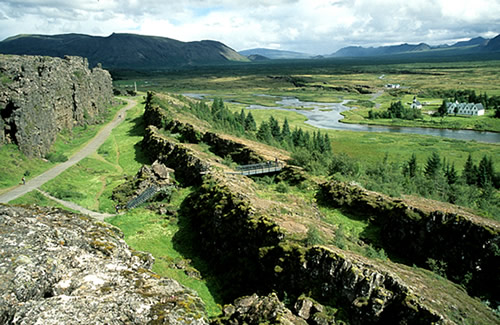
[0, 98, 137, 212]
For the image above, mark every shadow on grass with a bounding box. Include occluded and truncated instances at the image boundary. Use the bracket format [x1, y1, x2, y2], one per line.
[172, 198, 226, 308]
[127, 115, 150, 165]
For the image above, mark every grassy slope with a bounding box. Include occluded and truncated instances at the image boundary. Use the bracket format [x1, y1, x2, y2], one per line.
[13, 95, 222, 317]
[0, 100, 126, 194]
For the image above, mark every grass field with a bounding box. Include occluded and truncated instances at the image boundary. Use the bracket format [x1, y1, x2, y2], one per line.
[0, 100, 126, 194]
[12, 95, 223, 317]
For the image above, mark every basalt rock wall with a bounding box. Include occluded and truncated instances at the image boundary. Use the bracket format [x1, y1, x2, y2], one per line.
[0, 54, 113, 157]
[317, 180, 500, 302]
[142, 125, 208, 186]
[181, 174, 500, 324]
[143, 92, 264, 165]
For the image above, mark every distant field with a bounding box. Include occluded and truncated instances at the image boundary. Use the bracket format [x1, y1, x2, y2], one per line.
[113, 59, 499, 171]
[113, 58, 500, 133]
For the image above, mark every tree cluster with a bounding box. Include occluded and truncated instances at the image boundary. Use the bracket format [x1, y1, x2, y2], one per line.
[188, 98, 257, 134]
[368, 101, 422, 120]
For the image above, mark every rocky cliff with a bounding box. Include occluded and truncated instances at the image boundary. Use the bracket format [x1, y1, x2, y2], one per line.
[0, 204, 208, 324]
[137, 92, 499, 324]
[0, 54, 114, 157]
[317, 180, 500, 302]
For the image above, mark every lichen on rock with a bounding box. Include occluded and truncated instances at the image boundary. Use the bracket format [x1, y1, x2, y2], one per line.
[0, 204, 207, 324]
[0, 54, 114, 157]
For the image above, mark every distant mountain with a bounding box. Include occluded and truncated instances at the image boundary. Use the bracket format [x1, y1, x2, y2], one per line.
[0, 33, 249, 69]
[239, 48, 312, 59]
[332, 43, 432, 57]
[451, 37, 488, 48]
[331, 35, 500, 57]
[247, 54, 271, 61]
[485, 34, 500, 52]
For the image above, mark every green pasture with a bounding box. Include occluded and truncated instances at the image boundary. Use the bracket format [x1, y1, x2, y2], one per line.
[0, 100, 126, 194]
[107, 207, 222, 317]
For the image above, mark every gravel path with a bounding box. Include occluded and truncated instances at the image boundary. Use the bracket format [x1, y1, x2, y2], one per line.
[0, 97, 137, 210]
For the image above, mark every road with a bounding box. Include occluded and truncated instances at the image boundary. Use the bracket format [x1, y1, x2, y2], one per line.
[0, 97, 137, 210]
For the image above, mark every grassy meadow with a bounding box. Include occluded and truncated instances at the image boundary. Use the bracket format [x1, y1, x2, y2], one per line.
[0, 99, 126, 194]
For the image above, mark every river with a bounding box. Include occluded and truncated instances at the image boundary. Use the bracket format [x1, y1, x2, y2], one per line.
[184, 94, 500, 144]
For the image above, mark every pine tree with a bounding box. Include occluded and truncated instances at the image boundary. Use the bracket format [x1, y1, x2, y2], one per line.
[424, 152, 441, 178]
[462, 154, 477, 185]
[444, 162, 458, 185]
[257, 121, 273, 143]
[403, 153, 418, 178]
[281, 118, 291, 140]
[477, 155, 494, 189]
[244, 111, 257, 131]
[238, 109, 246, 126]
[323, 133, 332, 153]
[438, 100, 448, 117]
[269, 116, 281, 141]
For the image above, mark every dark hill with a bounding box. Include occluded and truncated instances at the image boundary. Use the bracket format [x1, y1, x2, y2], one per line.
[485, 34, 500, 52]
[0, 33, 249, 69]
[331, 34, 500, 58]
[332, 42, 432, 57]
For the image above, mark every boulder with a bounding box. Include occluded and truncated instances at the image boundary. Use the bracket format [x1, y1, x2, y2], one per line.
[0, 205, 207, 324]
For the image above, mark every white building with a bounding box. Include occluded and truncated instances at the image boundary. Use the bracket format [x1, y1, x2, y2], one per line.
[446, 102, 485, 116]
[411, 96, 422, 109]
[385, 84, 400, 89]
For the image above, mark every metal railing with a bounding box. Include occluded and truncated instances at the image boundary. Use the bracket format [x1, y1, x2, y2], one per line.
[228, 161, 283, 176]
[126, 185, 158, 209]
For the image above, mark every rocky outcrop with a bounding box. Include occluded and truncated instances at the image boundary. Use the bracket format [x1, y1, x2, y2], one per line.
[142, 125, 209, 185]
[0, 54, 114, 157]
[143, 91, 264, 165]
[214, 293, 309, 325]
[0, 204, 208, 324]
[181, 174, 499, 325]
[317, 180, 500, 302]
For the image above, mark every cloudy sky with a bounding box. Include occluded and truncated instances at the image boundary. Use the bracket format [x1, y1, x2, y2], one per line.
[0, 0, 499, 54]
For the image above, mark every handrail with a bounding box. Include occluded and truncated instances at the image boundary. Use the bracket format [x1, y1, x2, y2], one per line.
[126, 185, 158, 209]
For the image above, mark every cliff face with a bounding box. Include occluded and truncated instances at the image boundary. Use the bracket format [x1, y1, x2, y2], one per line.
[0, 54, 113, 157]
[317, 180, 500, 302]
[0, 204, 208, 324]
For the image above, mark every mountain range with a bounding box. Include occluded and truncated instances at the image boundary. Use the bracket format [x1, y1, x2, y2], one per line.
[240, 34, 500, 59]
[0, 32, 499, 69]
[0, 33, 249, 69]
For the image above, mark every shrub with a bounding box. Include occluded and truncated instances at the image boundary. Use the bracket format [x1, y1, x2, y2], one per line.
[46, 152, 68, 163]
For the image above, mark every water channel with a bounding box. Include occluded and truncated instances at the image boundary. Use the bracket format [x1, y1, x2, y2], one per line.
[184, 94, 500, 144]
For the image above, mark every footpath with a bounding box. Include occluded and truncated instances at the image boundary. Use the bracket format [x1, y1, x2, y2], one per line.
[0, 98, 137, 218]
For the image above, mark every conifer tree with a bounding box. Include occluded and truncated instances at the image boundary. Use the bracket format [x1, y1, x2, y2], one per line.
[269, 116, 281, 141]
[244, 111, 257, 131]
[257, 121, 273, 143]
[281, 118, 291, 140]
[238, 109, 246, 126]
[477, 155, 494, 189]
[424, 152, 441, 178]
[403, 153, 418, 178]
[444, 162, 458, 185]
[462, 154, 477, 185]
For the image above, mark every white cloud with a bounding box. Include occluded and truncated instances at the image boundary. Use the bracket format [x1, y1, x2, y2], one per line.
[0, 0, 499, 53]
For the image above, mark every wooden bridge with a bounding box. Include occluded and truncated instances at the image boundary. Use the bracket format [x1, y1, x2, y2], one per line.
[228, 161, 284, 176]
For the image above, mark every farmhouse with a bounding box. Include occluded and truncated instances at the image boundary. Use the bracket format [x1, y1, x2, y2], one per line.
[446, 102, 485, 116]
[386, 83, 400, 89]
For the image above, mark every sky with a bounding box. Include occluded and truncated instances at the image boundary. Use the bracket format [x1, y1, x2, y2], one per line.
[0, 0, 499, 55]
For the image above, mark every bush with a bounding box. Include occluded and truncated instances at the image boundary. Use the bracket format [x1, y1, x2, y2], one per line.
[46, 152, 68, 163]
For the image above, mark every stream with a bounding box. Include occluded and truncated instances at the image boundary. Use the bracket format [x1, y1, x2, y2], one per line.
[184, 94, 500, 144]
